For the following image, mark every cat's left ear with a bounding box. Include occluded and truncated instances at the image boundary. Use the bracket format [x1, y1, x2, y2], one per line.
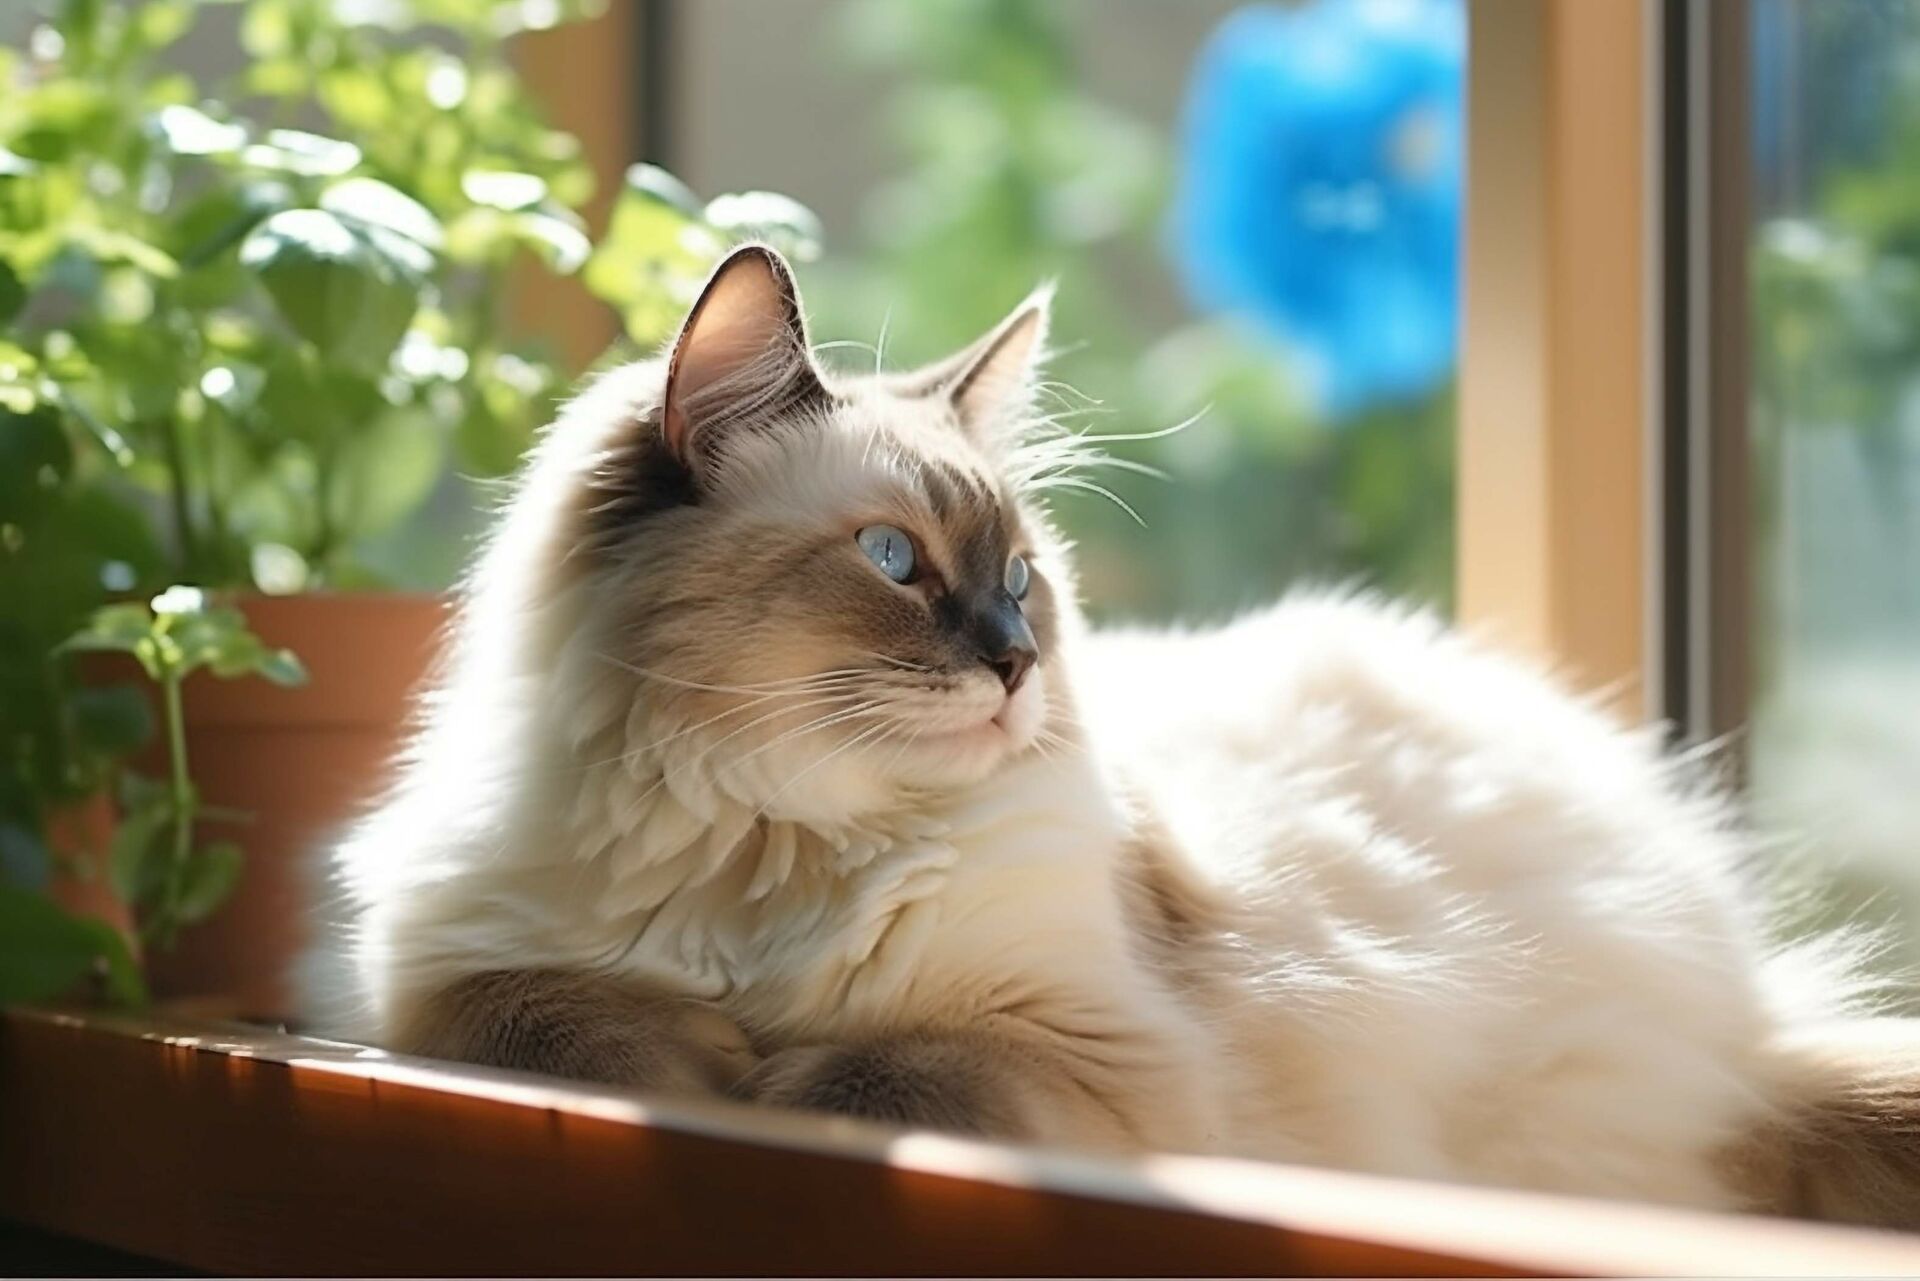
[911, 283, 1053, 442]
[661, 244, 826, 474]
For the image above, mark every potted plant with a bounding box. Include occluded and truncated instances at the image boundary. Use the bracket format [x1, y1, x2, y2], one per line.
[0, 0, 821, 1015]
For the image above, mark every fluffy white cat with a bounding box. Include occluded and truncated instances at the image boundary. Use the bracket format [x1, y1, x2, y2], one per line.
[305, 245, 1919, 1227]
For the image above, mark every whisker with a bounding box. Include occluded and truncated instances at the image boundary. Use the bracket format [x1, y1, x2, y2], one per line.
[1047, 405, 1211, 448]
[722, 701, 889, 775]
[813, 338, 880, 360]
[574, 692, 782, 771]
[848, 648, 934, 673]
[1030, 475, 1145, 525]
[691, 695, 873, 773]
[750, 718, 897, 821]
[596, 654, 883, 697]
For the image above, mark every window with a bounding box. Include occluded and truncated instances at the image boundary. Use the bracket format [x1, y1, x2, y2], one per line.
[666, 0, 1460, 620]
[1665, 0, 1920, 1002]
[1744, 0, 1920, 999]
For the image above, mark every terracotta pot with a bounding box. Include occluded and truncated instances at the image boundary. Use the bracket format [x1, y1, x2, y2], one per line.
[139, 593, 449, 1018]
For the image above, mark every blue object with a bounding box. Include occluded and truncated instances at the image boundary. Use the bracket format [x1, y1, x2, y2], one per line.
[1170, 0, 1465, 419]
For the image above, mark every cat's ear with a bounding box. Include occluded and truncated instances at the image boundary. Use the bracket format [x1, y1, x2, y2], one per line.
[909, 283, 1053, 440]
[662, 244, 825, 471]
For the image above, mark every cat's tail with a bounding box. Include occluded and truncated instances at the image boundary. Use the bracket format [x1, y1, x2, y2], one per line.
[1746, 1018, 1920, 1230]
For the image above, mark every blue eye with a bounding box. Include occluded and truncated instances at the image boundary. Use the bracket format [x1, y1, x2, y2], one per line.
[1005, 554, 1031, 601]
[856, 524, 918, 583]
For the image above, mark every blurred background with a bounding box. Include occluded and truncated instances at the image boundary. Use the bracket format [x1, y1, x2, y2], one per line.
[357, 0, 1463, 620]
[1746, 0, 1920, 999]
[15, 0, 1461, 618]
[671, 0, 1459, 624]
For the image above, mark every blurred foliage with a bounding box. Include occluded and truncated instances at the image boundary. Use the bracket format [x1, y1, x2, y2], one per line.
[805, 0, 1455, 624]
[1749, 2, 1920, 666]
[1747, 0, 1920, 1001]
[0, 0, 816, 1000]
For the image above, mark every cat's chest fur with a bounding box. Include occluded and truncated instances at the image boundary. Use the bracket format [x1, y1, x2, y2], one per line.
[597, 744, 1174, 1046]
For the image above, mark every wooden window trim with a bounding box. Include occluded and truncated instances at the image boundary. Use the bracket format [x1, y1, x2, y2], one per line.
[509, 6, 645, 372]
[8, 1004, 1920, 1276]
[1458, 0, 1659, 721]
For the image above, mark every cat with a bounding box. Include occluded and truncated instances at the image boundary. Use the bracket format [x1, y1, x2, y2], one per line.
[303, 244, 1920, 1227]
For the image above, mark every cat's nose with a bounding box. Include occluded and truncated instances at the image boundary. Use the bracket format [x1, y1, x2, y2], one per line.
[990, 646, 1035, 695]
[973, 593, 1037, 694]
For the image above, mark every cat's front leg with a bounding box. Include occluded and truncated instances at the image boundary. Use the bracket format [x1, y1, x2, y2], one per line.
[734, 1026, 1142, 1149]
[397, 969, 759, 1095]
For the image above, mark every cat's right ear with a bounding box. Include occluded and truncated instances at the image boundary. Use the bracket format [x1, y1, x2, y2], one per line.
[661, 245, 826, 475]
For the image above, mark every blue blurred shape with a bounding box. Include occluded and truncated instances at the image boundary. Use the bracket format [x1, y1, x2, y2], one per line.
[1170, 0, 1465, 419]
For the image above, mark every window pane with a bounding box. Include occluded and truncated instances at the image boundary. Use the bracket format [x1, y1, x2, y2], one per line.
[672, 0, 1461, 621]
[1749, 0, 1920, 994]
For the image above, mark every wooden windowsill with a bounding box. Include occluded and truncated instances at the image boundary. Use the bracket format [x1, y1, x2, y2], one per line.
[5, 1005, 1920, 1276]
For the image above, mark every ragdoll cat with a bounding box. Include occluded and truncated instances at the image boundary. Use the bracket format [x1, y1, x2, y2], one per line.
[305, 244, 1920, 1226]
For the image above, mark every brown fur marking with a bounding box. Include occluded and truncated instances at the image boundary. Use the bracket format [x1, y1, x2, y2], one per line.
[400, 970, 758, 1095]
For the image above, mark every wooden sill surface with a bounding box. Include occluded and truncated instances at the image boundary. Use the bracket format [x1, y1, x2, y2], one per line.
[5, 1005, 1920, 1276]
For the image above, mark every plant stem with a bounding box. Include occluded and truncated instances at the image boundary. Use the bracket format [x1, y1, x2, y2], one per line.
[157, 670, 193, 944]
[158, 415, 198, 578]
[312, 438, 338, 580]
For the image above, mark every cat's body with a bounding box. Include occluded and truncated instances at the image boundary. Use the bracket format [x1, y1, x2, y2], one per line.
[305, 247, 1920, 1227]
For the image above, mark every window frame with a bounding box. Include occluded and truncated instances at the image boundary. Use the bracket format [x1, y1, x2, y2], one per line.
[1457, 0, 1756, 747]
[1659, 0, 1754, 753]
[1458, 0, 1659, 722]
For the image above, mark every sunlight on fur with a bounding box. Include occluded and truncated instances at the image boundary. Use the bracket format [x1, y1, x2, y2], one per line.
[302, 245, 1920, 1230]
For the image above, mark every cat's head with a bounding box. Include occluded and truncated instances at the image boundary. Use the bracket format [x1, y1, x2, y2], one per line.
[545, 245, 1080, 821]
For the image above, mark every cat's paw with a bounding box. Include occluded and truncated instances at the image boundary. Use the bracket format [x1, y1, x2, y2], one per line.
[655, 1000, 761, 1093]
[733, 1039, 1028, 1138]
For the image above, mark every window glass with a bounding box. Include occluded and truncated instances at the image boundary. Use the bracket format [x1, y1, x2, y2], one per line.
[673, 0, 1463, 621]
[1748, 0, 1920, 996]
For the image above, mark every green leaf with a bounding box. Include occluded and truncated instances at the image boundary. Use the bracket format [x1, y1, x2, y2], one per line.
[240, 0, 294, 56]
[0, 824, 50, 893]
[200, 630, 263, 678]
[317, 65, 392, 133]
[0, 886, 141, 1006]
[161, 603, 250, 675]
[330, 410, 446, 540]
[60, 602, 157, 661]
[174, 841, 242, 925]
[78, 915, 145, 1005]
[322, 177, 445, 252]
[240, 209, 428, 372]
[107, 800, 169, 904]
[0, 261, 24, 326]
[0, 403, 71, 520]
[703, 191, 824, 261]
[70, 602, 157, 645]
[511, 208, 591, 274]
[151, 103, 248, 156]
[625, 162, 704, 217]
[69, 684, 154, 758]
[244, 129, 360, 177]
[169, 179, 292, 267]
[256, 649, 307, 687]
[65, 226, 181, 280]
[462, 170, 547, 212]
[133, 0, 195, 52]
